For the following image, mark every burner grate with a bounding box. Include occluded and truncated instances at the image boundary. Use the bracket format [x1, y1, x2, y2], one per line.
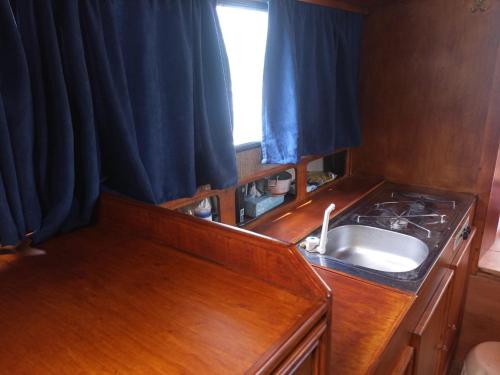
[354, 194, 454, 238]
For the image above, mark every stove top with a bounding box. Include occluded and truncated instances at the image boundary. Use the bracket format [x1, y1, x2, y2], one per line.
[299, 183, 475, 292]
[353, 191, 457, 239]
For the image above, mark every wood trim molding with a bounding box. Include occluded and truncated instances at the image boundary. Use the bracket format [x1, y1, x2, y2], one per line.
[299, 0, 370, 14]
[98, 192, 331, 300]
[471, 43, 500, 272]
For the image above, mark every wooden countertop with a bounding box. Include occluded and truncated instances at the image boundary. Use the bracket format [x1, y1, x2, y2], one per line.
[0, 227, 322, 375]
[251, 174, 385, 243]
[250, 175, 417, 374]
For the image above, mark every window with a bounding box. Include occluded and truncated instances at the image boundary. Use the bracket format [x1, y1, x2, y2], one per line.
[217, 1, 268, 146]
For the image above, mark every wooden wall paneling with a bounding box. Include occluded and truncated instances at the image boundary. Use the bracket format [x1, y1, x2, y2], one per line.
[236, 147, 295, 185]
[479, 134, 500, 254]
[98, 193, 331, 301]
[352, 0, 500, 271]
[354, 0, 500, 192]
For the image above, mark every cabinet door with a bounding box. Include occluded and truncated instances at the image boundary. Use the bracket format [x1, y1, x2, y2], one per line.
[447, 230, 474, 333]
[438, 230, 475, 373]
[412, 269, 454, 375]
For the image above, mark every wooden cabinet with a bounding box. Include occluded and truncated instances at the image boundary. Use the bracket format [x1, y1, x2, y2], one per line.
[390, 346, 415, 375]
[411, 229, 475, 375]
[274, 321, 327, 375]
[439, 233, 473, 373]
[412, 269, 454, 375]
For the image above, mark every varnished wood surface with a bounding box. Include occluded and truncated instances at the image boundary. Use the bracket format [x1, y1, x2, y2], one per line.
[0, 227, 325, 375]
[316, 268, 415, 374]
[353, 0, 500, 194]
[390, 346, 414, 375]
[99, 193, 331, 301]
[251, 174, 384, 243]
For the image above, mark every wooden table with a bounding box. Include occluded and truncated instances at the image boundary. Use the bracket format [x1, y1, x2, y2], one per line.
[0, 196, 330, 374]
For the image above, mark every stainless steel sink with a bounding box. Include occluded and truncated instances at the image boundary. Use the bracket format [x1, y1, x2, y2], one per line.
[321, 225, 429, 272]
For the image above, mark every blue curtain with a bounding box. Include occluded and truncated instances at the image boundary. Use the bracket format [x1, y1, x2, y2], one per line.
[262, 0, 363, 164]
[0, 0, 237, 246]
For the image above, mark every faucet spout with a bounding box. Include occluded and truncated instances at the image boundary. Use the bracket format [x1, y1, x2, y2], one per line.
[317, 203, 336, 254]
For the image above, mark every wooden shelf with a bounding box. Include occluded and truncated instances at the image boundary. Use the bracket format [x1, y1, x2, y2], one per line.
[306, 175, 350, 198]
[159, 188, 220, 210]
[238, 163, 295, 186]
[159, 148, 352, 229]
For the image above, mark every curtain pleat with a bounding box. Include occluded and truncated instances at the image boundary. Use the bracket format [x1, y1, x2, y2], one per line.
[262, 0, 363, 164]
[0, 0, 237, 246]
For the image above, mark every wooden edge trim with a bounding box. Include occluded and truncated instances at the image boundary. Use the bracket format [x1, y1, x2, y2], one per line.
[99, 192, 291, 247]
[238, 163, 296, 186]
[413, 269, 454, 337]
[390, 346, 415, 375]
[287, 244, 333, 299]
[158, 188, 224, 210]
[252, 311, 329, 375]
[299, 0, 370, 14]
[246, 176, 385, 241]
[273, 320, 327, 375]
[98, 193, 330, 300]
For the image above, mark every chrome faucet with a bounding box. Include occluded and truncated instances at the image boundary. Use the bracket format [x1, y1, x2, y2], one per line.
[317, 203, 336, 254]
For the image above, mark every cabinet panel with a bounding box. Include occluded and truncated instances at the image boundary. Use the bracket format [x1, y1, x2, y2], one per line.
[412, 269, 454, 375]
[439, 229, 475, 373]
[274, 321, 327, 375]
[448, 231, 474, 331]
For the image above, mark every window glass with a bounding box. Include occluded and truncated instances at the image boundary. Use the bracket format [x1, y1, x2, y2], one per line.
[217, 4, 268, 146]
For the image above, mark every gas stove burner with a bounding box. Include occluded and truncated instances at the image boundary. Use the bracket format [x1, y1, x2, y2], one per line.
[338, 187, 468, 256]
[408, 201, 426, 213]
[356, 198, 451, 238]
[390, 218, 408, 230]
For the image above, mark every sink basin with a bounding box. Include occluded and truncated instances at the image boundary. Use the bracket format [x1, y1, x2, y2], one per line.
[321, 225, 429, 272]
